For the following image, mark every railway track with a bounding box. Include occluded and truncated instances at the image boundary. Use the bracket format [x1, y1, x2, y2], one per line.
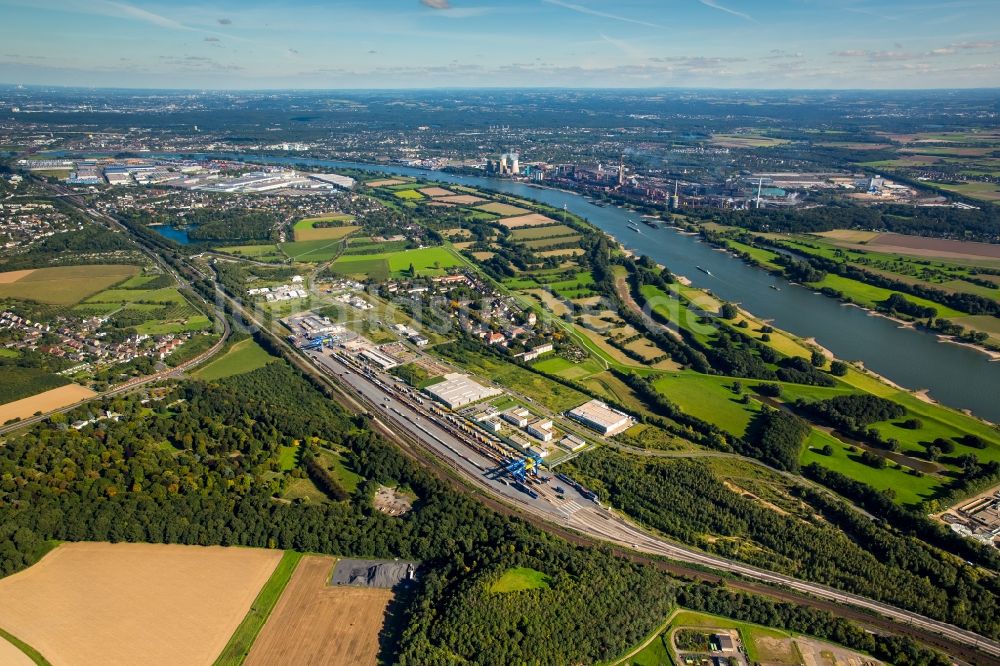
[31, 186, 998, 664]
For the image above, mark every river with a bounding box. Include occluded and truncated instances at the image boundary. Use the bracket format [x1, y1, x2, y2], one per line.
[157, 152, 1000, 422]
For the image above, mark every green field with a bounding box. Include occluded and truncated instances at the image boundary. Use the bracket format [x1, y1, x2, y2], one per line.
[117, 275, 160, 289]
[319, 447, 364, 493]
[510, 224, 578, 241]
[329, 246, 462, 280]
[628, 634, 674, 666]
[652, 373, 761, 438]
[278, 240, 345, 262]
[933, 181, 1000, 203]
[490, 567, 551, 593]
[218, 244, 285, 262]
[531, 356, 575, 374]
[282, 477, 330, 504]
[0, 367, 70, 405]
[213, 551, 303, 666]
[0, 264, 140, 305]
[277, 445, 299, 471]
[800, 431, 941, 506]
[135, 315, 212, 335]
[393, 189, 425, 200]
[523, 235, 582, 250]
[292, 215, 359, 242]
[193, 339, 276, 381]
[85, 286, 186, 305]
[810, 274, 965, 317]
[328, 256, 389, 281]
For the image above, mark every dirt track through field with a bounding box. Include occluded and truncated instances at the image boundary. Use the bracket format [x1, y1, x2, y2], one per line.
[0, 542, 281, 666]
[0, 384, 96, 423]
[245, 555, 393, 666]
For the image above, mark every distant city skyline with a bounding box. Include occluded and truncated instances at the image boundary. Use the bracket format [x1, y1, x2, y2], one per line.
[0, 0, 998, 89]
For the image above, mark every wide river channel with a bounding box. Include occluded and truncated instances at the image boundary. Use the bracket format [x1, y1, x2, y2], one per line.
[165, 153, 1000, 423]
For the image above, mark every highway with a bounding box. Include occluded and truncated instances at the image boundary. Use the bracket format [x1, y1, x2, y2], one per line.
[300, 344, 1000, 662]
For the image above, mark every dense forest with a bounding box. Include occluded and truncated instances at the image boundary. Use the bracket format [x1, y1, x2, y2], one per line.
[0, 224, 141, 270]
[0, 360, 687, 664]
[567, 449, 1000, 639]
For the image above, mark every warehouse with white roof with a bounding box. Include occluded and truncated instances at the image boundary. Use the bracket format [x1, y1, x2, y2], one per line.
[566, 399, 633, 436]
[423, 373, 502, 409]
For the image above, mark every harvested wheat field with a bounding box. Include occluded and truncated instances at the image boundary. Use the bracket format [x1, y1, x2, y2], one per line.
[245, 556, 393, 666]
[814, 229, 882, 243]
[366, 178, 407, 187]
[418, 186, 454, 197]
[498, 213, 556, 228]
[538, 247, 586, 258]
[0, 384, 96, 423]
[0, 542, 281, 666]
[868, 232, 1000, 261]
[477, 202, 531, 216]
[0, 264, 139, 305]
[0, 269, 35, 284]
[0, 636, 33, 666]
[436, 194, 485, 205]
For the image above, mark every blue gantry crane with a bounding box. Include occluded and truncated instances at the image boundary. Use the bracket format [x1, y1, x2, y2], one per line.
[300, 335, 336, 351]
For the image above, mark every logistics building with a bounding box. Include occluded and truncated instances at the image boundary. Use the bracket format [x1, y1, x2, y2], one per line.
[567, 399, 633, 436]
[424, 373, 502, 409]
[526, 419, 553, 442]
[360, 348, 399, 371]
[501, 408, 530, 428]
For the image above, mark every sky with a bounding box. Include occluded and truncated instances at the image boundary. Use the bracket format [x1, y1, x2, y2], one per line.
[0, 0, 998, 89]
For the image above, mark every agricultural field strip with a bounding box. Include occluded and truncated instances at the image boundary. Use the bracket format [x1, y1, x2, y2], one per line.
[244, 555, 394, 666]
[0, 543, 282, 666]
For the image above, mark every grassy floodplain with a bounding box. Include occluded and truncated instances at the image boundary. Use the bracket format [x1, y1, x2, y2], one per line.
[628, 264, 1000, 507]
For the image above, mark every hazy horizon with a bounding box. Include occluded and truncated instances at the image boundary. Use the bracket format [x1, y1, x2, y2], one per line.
[0, 0, 997, 90]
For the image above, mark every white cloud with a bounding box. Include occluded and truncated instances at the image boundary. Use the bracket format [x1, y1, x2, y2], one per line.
[696, 0, 753, 22]
[543, 0, 662, 29]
